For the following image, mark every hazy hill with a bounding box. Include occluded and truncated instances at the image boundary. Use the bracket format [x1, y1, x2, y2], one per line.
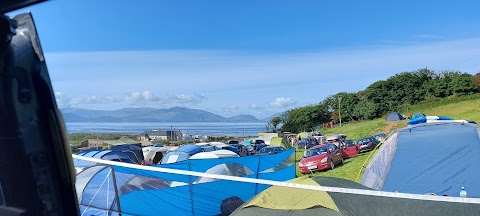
[61, 106, 264, 122]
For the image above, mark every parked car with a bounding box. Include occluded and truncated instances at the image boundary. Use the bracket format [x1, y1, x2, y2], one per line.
[340, 139, 359, 159]
[356, 136, 378, 153]
[226, 140, 240, 145]
[246, 144, 268, 155]
[252, 139, 266, 145]
[298, 138, 319, 149]
[372, 133, 386, 142]
[299, 143, 344, 174]
[229, 144, 246, 156]
[256, 146, 287, 155]
[153, 143, 164, 147]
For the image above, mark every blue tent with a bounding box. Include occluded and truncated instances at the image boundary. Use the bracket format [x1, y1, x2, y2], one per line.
[77, 150, 137, 164]
[407, 115, 453, 125]
[161, 151, 191, 164]
[361, 122, 480, 197]
[412, 112, 426, 119]
[110, 144, 144, 164]
[386, 112, 404, 121]
[75, 148, 297, 215]
[176, 144, 204, 155]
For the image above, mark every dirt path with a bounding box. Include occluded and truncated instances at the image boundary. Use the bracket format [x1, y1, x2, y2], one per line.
[383, 122, 396, 134]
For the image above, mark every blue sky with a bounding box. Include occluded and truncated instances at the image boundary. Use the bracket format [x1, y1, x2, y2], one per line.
[12, 0, 480, 118]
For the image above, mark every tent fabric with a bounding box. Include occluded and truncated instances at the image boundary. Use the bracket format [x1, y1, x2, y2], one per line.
[412, 112, 426, 119]
[386, 112, 404, 121]
[175, 144, 204, 155]
[189, 150, 239, 159]
[161, 151, 191, 164]
[361, 122, 480, 197]
[110, 144, 144, 164]
[269, 137, 292, 149]
[232, 176, 480, 216]
[76, 150, 137, 164]
[75, 148, 297, 216]
[407, 115, 454, 125]
[243, 176, 338, 211]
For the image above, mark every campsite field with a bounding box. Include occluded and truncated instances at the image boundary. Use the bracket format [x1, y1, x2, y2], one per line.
[296, 95, 480, 182]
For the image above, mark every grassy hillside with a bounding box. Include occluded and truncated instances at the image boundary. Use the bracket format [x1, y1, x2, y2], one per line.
[322, 95, 480, 139]
[297, 95, 480, 182]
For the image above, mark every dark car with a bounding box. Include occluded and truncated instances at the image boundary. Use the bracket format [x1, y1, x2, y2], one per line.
[372, 133, 386, 142]
[227, 140, 240, 145]
[253, 139, 266, 145]
[299, 143, 344, 174]
[298, 138, 319, 149]
[356, 136, 378, 153]
[246, 144, 268, 155]
[229, 144, 246, 156]
[256, 146, 287, 155]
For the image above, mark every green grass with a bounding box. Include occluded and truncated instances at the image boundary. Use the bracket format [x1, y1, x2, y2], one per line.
[296, 94, 480, 182]
[68, 134, 138, 146]
[295, 148, 379, 182]
[321, 95, 480, 140]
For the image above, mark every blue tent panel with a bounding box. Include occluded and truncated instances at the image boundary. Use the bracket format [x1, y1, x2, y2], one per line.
[176, 144, 204, 155]
[161, 151, 191, 164]
[111, 144, 144, 163]
[382, 124, 480, 197]
[119, 185, 192, 216]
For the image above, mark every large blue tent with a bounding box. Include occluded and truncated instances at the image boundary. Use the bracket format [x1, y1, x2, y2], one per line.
[361, 122, 480, 197]
[110, 144, 144, 164]
[77, 150, 137, 164]
[75, 148, 296, 215]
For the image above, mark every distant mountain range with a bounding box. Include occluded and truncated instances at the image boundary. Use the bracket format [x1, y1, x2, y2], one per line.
[61, 107, 270, 123]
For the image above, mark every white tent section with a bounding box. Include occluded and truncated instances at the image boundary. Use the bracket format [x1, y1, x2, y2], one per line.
[257, 137, 273, 145]
[209, 142, 229, 149]
[142, 146, 172, 163]
[195, 142, 216, 152]
[189, 150, 239, 160]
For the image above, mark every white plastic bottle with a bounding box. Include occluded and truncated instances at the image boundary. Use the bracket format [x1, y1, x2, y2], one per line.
[460, 186, 467, 197]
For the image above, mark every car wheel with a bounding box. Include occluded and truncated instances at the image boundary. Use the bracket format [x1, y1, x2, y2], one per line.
[330, 160, 335, 170]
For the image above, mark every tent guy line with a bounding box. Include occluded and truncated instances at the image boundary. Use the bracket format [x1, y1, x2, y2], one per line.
[72, 154, 480, 204]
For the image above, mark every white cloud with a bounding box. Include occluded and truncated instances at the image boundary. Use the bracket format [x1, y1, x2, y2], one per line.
[223, 105, 240, 113]
[270, 97, 296, 108]
[54, 91, 206, 108]
[249, 104, 265, 110]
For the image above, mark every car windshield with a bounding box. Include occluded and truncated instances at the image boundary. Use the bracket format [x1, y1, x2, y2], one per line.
[357, 138, 371, 144]
[345, 140, 356, 146]
[305, 147, 327, 157]
[259, 148, 274, 154]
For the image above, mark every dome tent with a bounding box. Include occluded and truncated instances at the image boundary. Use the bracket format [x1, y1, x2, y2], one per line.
[386, 112, 404, 121]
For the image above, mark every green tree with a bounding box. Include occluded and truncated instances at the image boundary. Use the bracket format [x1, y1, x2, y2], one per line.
[269, 116, 282, 132]
[449, 73, 477, 96]
[473, 72, 480, 90]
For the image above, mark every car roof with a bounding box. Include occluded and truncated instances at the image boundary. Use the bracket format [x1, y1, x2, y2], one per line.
[310, 144, 327, 149]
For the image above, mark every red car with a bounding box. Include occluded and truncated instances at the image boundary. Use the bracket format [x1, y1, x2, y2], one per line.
[299, 144, 344, 174]
[340, 139, 360, 159]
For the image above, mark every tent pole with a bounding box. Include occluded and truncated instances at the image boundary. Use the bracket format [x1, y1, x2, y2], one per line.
[110, 166, 122, 215]
[187, 160, 195, 216]
[255, 154, 261, 194]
